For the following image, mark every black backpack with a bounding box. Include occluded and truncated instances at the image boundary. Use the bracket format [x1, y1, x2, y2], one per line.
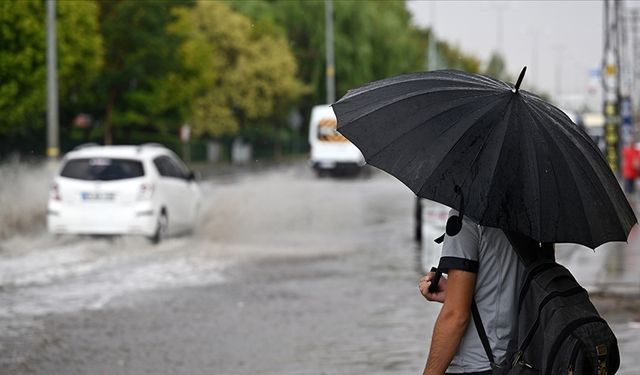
[471, 231, 620, 375]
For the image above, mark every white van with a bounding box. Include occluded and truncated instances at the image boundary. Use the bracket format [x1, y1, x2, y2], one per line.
[308, 104, 365, 175]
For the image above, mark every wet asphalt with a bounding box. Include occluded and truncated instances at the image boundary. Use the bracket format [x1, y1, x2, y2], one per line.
[1, 161, 640, 374]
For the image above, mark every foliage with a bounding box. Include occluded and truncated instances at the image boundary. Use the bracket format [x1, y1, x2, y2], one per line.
[230, 0, 324, 106]
[0, 0, 103, 150]
[232, 0, 424, 105]
[169, 0, 308, 139]
[484, 51, 508, 81]
[0, 0, 46, 141]
[0, 0, 488, 159]
[435, 39, 481, 73]
[232, 0, 481, 124]
[57, 1, 104, 111]
[332, 1, 425, 95]
[96, 0, 189, 144]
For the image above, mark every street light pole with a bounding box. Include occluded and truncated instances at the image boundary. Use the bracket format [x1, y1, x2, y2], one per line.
[603, 0, 621, 174]
[554, 44, 564, 105]
[46, 0, 59, 160]
[426, 2, 438, 71]
[491, 3, 507, 56]
[531, 32, 538, 89]
[325, 0, 335, 104]
[630, 9, 640, 113]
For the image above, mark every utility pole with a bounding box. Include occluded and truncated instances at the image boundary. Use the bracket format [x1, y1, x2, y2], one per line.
[531, 32, 539, 89]
[495, 7, 504, 55]
[554, 44, 564, 105]
[426, 2, 438, 71]
[491, 3, 508, 56]
[620, 4, 631, 99]
[46, 0, 59, 160]
[325, 0, 335, 104]
[630, 9, 640, 113]
[619, 2, 634, 146]
[603, 0, 622, 173]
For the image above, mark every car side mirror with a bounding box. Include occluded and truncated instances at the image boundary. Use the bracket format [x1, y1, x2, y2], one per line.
[186, 170, 197, 181]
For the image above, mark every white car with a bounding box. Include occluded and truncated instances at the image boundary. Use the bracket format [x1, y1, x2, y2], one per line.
[47, 144, 202, 243]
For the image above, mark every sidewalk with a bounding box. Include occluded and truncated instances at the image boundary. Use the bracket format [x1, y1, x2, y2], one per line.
[189, 155, 308, 180]
[590, 190, 640, 319]
[590, 292, 640, 323]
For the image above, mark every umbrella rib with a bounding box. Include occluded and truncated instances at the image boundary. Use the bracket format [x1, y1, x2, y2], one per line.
[485, 95, 542, 240]
[513, 99, 543, 240]
[528, 101, 635, 245]
[414, 97, 507, 201]
[459, 96, 514, 189]
[473, 96, 523, 226]
[361, 92, 500, 163]
[341, 70, 508, 101]
[536, 98, 637, 247]
[338, 87, 495, 131]
[526, 103, 595, 246]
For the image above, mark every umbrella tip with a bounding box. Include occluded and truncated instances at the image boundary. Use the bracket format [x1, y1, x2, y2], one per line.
[513, 66, 527, 93]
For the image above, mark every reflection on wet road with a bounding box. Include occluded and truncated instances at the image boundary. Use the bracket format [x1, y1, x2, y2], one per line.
[1, 162, 639, 374]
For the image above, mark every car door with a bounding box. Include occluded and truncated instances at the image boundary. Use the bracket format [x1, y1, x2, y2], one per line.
[153, 156, 186, 234]
[164, 155, 199, 230]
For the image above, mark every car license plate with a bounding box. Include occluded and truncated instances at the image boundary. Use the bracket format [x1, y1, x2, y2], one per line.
[81, 192, 115, 201]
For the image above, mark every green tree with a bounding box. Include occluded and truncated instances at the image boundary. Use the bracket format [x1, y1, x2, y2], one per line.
[169, 0, 308, 139]
[232, 0, 481, 127]
[0, 0, 103, 154]
[57, 0, 104, 145]
[233, 0, 425, 104]
[96, 0, 189, 145]
[231, 0, 324, 104]
[333, 0, 426, 95]
[484, 51, 508, 81]
[436, 39, 481, 72]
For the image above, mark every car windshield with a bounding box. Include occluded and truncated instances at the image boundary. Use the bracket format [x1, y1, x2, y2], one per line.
[60, 158, 144, 181]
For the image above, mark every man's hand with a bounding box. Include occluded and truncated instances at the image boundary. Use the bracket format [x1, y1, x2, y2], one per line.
[423, 269, 476, 375]
[419, 271, 447, 303]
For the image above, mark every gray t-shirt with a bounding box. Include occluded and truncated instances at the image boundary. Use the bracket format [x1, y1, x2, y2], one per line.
[438, 212, 523, 374]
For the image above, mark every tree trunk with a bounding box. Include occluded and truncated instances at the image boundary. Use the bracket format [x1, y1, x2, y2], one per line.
[273, 121, 283, 160]
[104, 91, 115, 145]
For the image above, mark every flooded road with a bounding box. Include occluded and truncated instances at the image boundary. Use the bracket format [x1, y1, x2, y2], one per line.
[0, 163, 439, 374]
[1, 161, 639, 374]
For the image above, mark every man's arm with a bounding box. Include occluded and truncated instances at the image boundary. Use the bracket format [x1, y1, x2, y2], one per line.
[423, 269, 476, 375]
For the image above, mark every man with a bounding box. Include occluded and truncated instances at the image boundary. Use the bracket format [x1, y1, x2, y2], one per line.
[418, 213, 523, 375]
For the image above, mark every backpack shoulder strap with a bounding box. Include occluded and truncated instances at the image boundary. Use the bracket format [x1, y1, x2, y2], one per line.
[471, 299, 496, 367]
[470, 230, 555, 369]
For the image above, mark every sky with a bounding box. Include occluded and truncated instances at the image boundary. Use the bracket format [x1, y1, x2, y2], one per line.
[406, 0, 606, 112]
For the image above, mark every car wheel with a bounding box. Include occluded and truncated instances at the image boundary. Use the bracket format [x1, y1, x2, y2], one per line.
[314, 168, 327, 178]
[149, 211, 168, 245]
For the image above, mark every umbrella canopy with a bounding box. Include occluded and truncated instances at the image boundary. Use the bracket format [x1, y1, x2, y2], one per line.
[333, 69, 636, 249]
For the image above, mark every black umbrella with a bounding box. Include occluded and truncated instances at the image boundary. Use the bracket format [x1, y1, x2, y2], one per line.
[333, 68, 636, 249]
